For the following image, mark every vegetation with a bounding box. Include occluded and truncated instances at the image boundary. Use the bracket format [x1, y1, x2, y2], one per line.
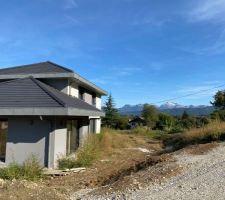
[58, 128, 147, 169]
[142, 104, 159, 129]
[211, 90, 225, 109]
[102, 94, 119, 128]
[0, 155, 43, 181]
[163, 121, 225, 150]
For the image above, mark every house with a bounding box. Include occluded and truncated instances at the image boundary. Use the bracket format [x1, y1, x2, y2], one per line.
[0, 61, 107, 168]
[128, 116, 146, 129]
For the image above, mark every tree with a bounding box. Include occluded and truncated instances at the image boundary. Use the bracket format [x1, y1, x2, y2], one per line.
[156, 113, 175, 131]
[181, 111, 189, 120]
[211, 90, 225, 110]
[102, 94, 119, 128]
[142, 104, 159, 129]
[115, 116, 130, 130]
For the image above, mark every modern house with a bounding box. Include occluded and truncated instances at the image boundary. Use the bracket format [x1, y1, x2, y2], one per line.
[0, 61, 107, 168]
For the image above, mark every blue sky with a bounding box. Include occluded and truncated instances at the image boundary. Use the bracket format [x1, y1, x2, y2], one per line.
[0, 0, 225, 107]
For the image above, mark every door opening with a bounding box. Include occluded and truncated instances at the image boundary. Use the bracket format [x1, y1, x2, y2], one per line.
[66, 120, 79, 155]
[0, 120, 8, 162]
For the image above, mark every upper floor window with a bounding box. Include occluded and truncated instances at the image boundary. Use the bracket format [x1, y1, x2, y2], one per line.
[92, 93, 96, 106]
[79, 87, 85, 100]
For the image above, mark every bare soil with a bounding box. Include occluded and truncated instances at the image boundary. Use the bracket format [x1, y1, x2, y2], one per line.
[0, 137, 218, 200]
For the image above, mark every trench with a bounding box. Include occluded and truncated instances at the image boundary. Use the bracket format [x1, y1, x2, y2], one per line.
[101, 156, 163, 186]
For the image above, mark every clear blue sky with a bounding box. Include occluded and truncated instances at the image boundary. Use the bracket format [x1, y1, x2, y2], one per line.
[0, 0, 225, 107]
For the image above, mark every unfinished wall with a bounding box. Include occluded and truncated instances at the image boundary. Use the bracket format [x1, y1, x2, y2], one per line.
[48, 119, 67, 168]
[6, 117, 50, 166]
[39, 78, 69, 94]
[69, 82, 79, 98]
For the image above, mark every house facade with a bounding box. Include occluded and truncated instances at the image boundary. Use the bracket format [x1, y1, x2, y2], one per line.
[0, 61, 107, 168]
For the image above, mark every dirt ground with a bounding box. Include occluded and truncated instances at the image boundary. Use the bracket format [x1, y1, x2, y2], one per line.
[0, 136, 218, 200]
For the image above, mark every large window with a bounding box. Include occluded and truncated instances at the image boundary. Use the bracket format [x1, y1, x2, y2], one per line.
[0, 120, 8, 162]
[66, 120, 79, 155]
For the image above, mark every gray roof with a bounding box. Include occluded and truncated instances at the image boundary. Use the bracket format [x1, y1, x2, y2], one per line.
[0, 78, 104, 116]
[0, 61, 107, 95]
[0, 61, 73, 75]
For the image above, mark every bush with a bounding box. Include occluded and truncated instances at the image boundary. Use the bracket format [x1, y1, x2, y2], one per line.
[0, 155, 43, 181]
[58, 158, 80, 169]
[163, 121, 225, 150]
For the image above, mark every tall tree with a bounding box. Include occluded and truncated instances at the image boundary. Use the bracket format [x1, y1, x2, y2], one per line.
[142, 104, 159, 129]
[102, 94, 119, 128]
[181, 111, 189, 120]
[211, 90, 225, 110]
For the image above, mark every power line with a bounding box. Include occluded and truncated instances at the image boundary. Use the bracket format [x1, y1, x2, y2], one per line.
[154, 83, 225, 104]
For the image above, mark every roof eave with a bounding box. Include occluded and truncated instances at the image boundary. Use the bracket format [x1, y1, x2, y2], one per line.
[0, 108, 105, 117]
[0, 73, 108, 96]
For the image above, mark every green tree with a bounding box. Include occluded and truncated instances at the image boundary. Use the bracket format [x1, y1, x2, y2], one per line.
[115, 116, 130, 130]
[211, 90, 225, 110]
[142, 104, 159, 129]
[102, 94, 119, 128]
[156, 113, 175, 131]
[181, 111, 189, 120]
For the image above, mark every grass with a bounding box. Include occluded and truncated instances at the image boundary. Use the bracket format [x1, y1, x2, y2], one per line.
[58, 128, 148, 169]
[0, 155, 44, 181]
[163, 121, 225, 150]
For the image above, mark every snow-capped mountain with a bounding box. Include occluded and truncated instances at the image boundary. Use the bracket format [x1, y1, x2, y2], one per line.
[159, 102, 186, 109]
[118, 102, 213, 116]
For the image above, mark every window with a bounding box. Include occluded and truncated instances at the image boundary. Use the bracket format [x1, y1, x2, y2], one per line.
[79, 87, 85, 100]
[92, 93, 96, 106]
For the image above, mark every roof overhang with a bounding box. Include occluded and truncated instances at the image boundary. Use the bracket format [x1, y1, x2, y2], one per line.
[0, 107, 105, 117]
[0, 72, 108, 96]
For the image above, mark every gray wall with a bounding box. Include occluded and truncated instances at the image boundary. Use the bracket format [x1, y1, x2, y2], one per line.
[78, 118, 90, 146]
[39, 78, 69, 94]
[48, 118, 67, 168]
[6, 117, 50, 166]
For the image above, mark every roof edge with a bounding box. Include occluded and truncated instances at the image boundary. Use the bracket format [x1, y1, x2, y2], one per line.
[0, 107, 105, 117]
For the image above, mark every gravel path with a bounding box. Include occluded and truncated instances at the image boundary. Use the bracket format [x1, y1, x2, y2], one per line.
[127, 142, 225, 200]
[77, 143, 225, 200]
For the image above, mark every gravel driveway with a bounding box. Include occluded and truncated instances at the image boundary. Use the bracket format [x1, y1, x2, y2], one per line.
[128, 142, 225, 200]
[78, 142, 225, 200]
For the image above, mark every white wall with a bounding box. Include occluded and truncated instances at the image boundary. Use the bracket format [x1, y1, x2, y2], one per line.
[69, 82, 79, 98]
[96, 95, 101, 109]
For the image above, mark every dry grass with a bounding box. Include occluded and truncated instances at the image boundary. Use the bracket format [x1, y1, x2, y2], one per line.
[163, 121, 225, 150]
[58, 128, 148, 169]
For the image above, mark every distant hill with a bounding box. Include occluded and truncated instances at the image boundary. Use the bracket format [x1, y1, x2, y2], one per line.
[118, 102, 214, 116]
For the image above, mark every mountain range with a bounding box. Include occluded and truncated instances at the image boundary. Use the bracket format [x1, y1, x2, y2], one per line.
[118, 102, 214, 116]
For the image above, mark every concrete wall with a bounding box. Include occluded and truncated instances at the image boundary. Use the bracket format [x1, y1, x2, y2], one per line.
[40, 78, 69, 94]
[48, 119, 67, 168]
[96, 95, 101, 109]
[6, 117, 50, 166]
[78, 118, 90, 146]
[69, 82, 79, 98]
[83, 92, 92, 105]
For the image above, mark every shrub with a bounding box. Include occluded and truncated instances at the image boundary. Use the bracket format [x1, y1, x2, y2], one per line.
[163, 121, 225, 150]
[58, 158, 80, 169]
[0, 155, 43, 181]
